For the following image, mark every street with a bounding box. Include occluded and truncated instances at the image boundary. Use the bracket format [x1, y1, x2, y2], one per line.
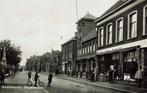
[0, 71, 126, 93]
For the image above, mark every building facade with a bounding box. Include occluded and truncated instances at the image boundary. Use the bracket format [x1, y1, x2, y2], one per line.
[96, 0, 147, 87]
[76, 12, 97, 79]
[62, 36, 77, 76]
[52, 50, 62, 74]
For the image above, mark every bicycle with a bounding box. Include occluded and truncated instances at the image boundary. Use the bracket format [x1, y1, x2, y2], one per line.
[27, 78, 44, 87]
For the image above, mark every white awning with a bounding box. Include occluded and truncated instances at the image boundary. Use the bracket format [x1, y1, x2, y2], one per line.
[96, 39, 147, 54]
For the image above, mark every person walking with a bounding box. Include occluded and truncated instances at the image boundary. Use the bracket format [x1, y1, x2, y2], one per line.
[27, 71, 32, 81]
[0, 70, 2, 85]
[135, 66, 143, 88]
[0, 70, 5, 85]
[34, 72, 39, 87]
[48, 73, 53, 87]
[108, 65, 114, 84]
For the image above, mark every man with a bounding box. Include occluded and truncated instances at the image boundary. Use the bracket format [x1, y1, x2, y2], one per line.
[108, 65, 114, 83]
[34, 72, 39, 87]
[48, 73, 53, 87]
[0, 70, 2, 85]
[1, 70, 5, 85]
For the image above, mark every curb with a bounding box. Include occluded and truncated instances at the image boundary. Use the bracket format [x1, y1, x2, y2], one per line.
[57, 76, 136, 93]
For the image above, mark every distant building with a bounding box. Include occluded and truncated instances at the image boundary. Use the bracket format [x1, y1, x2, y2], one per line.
[61, 36, 77, 76]
[52, 50, 62, 74]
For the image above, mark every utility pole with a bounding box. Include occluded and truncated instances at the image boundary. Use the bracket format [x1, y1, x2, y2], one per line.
[75, 0, 79, 21]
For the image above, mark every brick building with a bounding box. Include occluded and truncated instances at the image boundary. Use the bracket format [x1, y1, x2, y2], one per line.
[95, 0, 147, 87]
[61, 36, 77, 76]
[76, 12, 97, 79]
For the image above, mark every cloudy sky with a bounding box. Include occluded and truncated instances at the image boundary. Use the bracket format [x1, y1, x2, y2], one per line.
[0, 0, 117, 65]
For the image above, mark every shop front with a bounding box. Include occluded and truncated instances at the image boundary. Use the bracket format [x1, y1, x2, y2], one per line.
[76, 57, 96, 80]
[62, 62, 68, 74]
[96, 46, 144, 86]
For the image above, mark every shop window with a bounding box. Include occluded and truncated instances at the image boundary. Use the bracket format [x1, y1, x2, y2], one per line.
[99, 56, 104, 61]
[112, 53, 119, 60]
[123, 51, 138, 79]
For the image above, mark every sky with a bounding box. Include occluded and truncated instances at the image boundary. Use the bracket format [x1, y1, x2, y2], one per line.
[0, 0, 117, 66]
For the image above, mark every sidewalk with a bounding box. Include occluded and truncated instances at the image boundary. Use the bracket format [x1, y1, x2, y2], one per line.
[57, 74, 147, 93]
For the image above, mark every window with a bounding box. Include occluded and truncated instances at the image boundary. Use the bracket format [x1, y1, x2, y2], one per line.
[87, 45, 89, 53]
[116, 18, 123, 42]
[81, 22, 85, 27]
[85, 46, 86, 54]
[98, 27, 104, 47]
[106, 23, 113, 45]
[93, 43, 95, 51]
[90, 44, 92, 52]
[143, 5, 147, 35]
[82, 47, 84, 55]
[128, 11, 137, 39]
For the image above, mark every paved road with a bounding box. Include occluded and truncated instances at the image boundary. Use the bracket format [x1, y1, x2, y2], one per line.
[0, 71, 126, 93]
[39, 72, 126, 93]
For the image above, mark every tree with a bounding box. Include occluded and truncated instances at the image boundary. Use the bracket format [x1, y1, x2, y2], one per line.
[0, 39, 22, 67]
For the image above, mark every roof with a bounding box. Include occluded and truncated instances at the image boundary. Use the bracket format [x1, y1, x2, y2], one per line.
[96, 0, 132, 22]
[101, 0, 128, 17]
[62, 36, 76, 45]
[81, 28, 97, 43]
[77, 12, 96, 23]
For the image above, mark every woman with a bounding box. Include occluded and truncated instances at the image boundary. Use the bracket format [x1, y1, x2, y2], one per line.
[135, 66, 143, 88]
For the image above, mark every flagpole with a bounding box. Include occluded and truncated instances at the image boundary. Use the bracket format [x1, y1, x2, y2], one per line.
[76, 0, 79, 21]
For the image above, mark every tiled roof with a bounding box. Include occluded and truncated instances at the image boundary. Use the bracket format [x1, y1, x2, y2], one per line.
[62, 36, 76, 45]
[101, 0, 128, 17]
[82, 12, 96, 20]
[77, 12, 96, 23]
[96, 0, 131, 21]
[81, 28, 96, 43]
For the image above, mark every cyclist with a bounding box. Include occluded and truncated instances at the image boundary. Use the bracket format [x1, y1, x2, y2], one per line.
[27, 71, 32, 81]
[34, 72, 39, 87]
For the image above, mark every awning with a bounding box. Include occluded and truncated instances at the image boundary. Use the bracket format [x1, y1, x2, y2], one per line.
[77, 55, 95, 60]
[96, 46, 139, 56]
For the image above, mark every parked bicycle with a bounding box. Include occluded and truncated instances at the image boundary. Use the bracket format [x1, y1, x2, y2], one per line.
[27, 78, 44, 87]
